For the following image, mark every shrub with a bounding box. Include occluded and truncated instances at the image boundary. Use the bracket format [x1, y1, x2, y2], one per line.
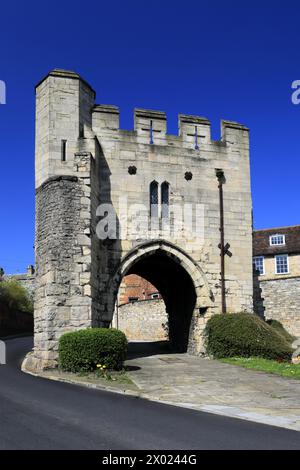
[266, 319, 295, 344]
[0, 279, 33, 313]
[204, 313, 292, 361]
[59, 328, 128, 372]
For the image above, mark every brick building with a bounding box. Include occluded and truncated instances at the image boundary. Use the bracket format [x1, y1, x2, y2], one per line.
[118, 274, 161, 304]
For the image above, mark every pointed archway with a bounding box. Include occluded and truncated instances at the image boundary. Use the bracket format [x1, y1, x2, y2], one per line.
[108, 240, 212, 352]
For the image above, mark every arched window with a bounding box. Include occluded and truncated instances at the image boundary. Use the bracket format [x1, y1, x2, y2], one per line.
[150, 181, 158, 218]
[161, 181, 169, 219]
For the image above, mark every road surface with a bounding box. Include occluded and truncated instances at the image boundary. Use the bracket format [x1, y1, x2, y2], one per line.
[0, 337, 299, 450]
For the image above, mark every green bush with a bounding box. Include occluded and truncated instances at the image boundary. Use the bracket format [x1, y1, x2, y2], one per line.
[204, 313, 292, 361]
[59, 328, 128, 372]
[0, 279, 33, 313]
[266, 319, 295, 344]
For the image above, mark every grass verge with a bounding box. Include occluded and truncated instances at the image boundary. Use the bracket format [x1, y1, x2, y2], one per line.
[78, 368, 134, 385]
[220, 357, 300, 379]
[35, 367, 138, 392]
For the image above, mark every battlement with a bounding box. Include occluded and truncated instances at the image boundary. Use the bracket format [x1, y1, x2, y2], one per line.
[35, 70, 248, 147]
[178, 114, 211, 147]
[35, 69, 250, 189]
[92, 104, 120, 131]
[92, 103, 248, 147]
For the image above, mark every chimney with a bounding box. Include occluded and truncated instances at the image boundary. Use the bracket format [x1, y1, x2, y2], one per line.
[27, 265, 35, 276]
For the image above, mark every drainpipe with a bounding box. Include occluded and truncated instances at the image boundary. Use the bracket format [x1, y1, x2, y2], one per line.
[216, 169, 226, 313]
[114, 293, 119, 330]
[116, 301, 119, 330]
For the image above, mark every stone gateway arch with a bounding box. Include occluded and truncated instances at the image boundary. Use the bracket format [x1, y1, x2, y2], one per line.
[25, 69, 253, 371]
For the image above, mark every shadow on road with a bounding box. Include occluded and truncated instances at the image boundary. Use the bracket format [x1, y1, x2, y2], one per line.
[0, 329, 33, 340]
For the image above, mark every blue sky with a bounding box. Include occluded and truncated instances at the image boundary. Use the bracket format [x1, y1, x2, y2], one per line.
[0, 0, 299, 273]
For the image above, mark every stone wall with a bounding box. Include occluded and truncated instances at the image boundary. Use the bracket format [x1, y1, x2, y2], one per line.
[5, 274, 35, 299]
[17, 275, 35, 298]
[254, 277, 300, 337]
[115, 299, 168, 341]
[32, 172, 94, 370]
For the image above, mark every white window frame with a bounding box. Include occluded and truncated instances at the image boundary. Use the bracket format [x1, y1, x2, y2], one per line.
[269, 234, 285, 246]
[151, 293, 160, 299]
[275, 254, 289, 274]
[253, 256, 265, 275]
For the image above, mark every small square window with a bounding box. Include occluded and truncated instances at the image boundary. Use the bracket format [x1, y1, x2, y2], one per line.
[151, 293, 160, 299]
[253, 256, 265, 275]
[270, 234, 285, 246]
[275, 255, 289, 274]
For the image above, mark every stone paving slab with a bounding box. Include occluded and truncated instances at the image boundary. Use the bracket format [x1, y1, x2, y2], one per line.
[125, 352, 300, 431]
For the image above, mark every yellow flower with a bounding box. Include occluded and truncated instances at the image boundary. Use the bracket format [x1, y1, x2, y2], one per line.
[96, 364, 101, 368]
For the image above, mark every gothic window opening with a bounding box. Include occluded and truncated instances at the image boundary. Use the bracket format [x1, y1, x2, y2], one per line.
[161, 181, 169, 219]
[150, 181, 158, 218]
[61, 139, 67, 162]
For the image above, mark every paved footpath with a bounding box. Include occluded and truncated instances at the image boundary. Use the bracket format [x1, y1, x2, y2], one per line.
[126, 344, 300, 432]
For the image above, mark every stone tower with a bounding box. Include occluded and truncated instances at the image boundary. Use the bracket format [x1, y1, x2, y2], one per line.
[25, 69, 253, 371]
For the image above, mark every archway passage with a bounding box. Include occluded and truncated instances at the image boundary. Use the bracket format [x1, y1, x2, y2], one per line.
[116, 273, 168, 343]
[124, 250, 196, 353]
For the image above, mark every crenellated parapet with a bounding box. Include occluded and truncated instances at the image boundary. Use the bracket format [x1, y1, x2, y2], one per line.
[91, 103, 248, 150]
[35, 69, 249, 189]
[221, 120, 249, 148]
[92, 104, 120, 133]
[178, 114, 211, 147]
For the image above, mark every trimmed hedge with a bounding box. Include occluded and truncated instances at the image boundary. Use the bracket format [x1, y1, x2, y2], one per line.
[266, 319, 295, 344]
[59, 328, 128, 372]
[204, 313, 292, 361]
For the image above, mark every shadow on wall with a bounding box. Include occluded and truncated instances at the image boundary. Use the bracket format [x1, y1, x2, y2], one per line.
[253, 269, 265, 319]
[93, 138, 122, 326]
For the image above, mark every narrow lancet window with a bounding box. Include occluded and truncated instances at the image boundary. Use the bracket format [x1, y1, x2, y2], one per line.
[61, 139, 67, 162]
[161, 181, 169, 219]
[150, 181, 158, 218]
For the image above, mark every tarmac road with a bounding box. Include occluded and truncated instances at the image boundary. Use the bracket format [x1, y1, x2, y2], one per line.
[0, 336, 299, 450]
